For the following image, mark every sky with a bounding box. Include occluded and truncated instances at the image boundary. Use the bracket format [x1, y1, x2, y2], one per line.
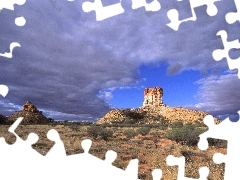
[0, 0, 240, 122]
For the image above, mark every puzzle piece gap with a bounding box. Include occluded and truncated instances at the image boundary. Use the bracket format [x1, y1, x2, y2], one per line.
[0, 42, 21, 58]
[225, 0, 240, 24]
[0, 84, 9, 97]
[152, 169, 162, 180]
[81, 139, 92, 153]
[15, 16, 26, 26]
[82, 0, 125, 21]
[167, 0, 220, 31]
[105, 150, 117, 164]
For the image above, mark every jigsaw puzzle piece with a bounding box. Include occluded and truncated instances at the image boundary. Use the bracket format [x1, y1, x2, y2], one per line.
[67, 139, 139, 180]
[212, 30, 240, 78]
[166, 155, 209, 180]
[198, 113, 240, 179]
[167, 0, 220, 31]
[198, 114, 236, 150]
[212, 145, 240, 179]
[82, 0, 125, 21]
[152, 169, 163, 180]
[104, 149, 117, 164]
[8, 117, 41, 156]
[46, 129, 66, 157]
[131, 0, 161, 12]
[0, 118, 44, 180]
[81, 138, 92, 153]
[0, 42, 21, 58]
[225, 0, 240, 24]
[103, 146, 139, 179]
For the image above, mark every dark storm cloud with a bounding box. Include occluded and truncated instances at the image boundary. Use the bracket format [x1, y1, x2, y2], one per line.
[0, 0, 239, 120]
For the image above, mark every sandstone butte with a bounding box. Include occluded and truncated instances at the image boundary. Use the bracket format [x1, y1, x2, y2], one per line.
[7, 101, 52, 124]
[96, 87, 220, 125]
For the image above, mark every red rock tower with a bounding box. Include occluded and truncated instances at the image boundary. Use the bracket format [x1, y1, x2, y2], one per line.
[143, 87, 163, 107]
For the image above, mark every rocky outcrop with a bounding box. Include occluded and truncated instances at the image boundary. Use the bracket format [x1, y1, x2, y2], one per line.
[143, 87, 163, 107]
[7, 101, 52, 124]
[97, 86, 220, 125]
[96, 105, 220, 125]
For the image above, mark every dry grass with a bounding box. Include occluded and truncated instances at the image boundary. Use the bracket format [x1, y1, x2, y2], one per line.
[0, 124, 226, 180]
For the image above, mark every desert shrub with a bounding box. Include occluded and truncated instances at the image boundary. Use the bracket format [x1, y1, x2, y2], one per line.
[100, 129, 113, 141]
[158, 124, 168, 130]
[87, 125, 103, 139]
[123, 118, 139, 124]
[170, 121, 183, 128]
[207, 138, 227, 148]
[165, 124, 206, 146]
[138, 172, 147, 179]
[136, 127, 151, 136]
[124, 109, 146, 119]
[123, 129, 137, 139]
[68, 123, 80, 131]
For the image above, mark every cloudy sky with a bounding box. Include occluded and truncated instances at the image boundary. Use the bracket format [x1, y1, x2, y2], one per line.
[0, 0, 240, 121]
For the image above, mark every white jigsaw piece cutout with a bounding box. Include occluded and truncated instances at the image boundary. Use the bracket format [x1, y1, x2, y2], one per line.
[152, 169, 163, 180]
[0, 0, 26, 11]
[82, 0, 125, 21]
[0, 84, 9, 97]
[0, 117, 43, 180]
[198, 113, 240, 180]
[225, 0, 240, 24]
[0, 0, 26, 59]
[131, 0, 161, 12]
[0, 117, 143, 180]
[167, 0, 221, 31]
[0, 42, 21, 58]
[166, 155, 209, 180]
[212, 30, 240, 78]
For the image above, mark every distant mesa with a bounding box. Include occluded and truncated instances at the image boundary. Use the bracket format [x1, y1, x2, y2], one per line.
[96, 86, 220, 125]
[7, 101, 52, 124]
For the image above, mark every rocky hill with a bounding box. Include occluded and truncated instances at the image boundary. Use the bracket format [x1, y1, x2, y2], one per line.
[7, 101, 52, 124]
[96, 105, 220, 125]
[97, 87, 220, 125]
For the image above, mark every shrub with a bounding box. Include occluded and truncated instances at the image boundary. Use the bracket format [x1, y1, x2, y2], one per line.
[165, 124, 206, 146]
[123, 129, 137, 139]
[136, 127, 151, 136]
[68, 123, 80, 131]
[100, 129, 113, 141]
[158, 124, 168, 130]
[170, 121, 183, 128]
[124, 118, 138, 124]
[207, 138, 227, 148]
[0, 114, 6, 124]
[87, 125, 103, 139]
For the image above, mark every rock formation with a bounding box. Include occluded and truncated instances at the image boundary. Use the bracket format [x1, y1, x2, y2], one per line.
[143, 87, 163, 107]
[7, 101, 52, 124]
[97, 87, 220, 125]
[23, 101, 39, 113]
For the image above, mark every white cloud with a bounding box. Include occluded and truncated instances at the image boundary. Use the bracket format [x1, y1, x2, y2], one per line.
[188, 71, 240, 120]
[98, 91, 113, 101]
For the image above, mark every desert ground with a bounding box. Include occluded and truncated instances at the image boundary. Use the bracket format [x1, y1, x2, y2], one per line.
[0, 122, 226, 180]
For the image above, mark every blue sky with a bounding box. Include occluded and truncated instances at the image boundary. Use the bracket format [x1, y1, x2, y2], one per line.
[0, 0, 240, 121]
[107, 63, 201, 108]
